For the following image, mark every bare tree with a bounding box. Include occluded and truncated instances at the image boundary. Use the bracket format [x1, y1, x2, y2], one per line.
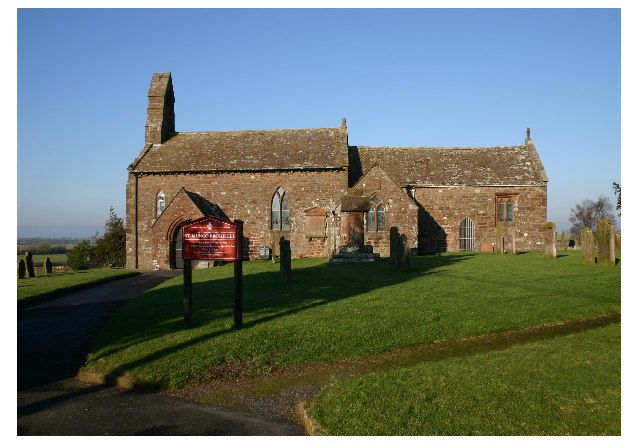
[569, 196, 616, 237]
[613, 182, 621, 216]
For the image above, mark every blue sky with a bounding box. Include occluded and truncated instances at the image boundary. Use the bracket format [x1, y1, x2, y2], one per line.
[16, 8, 621, 237]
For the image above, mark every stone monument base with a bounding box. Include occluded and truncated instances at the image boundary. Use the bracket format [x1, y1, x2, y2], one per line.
[329, 245, 380, 263]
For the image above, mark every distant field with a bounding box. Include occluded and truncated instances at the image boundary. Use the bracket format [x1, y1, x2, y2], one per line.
[17, 268, 139, 304]
[17, 254, 67, 265]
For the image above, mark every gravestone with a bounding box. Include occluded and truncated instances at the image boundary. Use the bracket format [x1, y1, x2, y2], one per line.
[279, 237, 291, 283]
[581, 228, 595, 264]
[390, 227, 399, 268]
[596, 219, 614, 266]
[18, 259, 26, 279]
[25, 252, 35, 278]
[495, 222, 505, 254]
[45, 257, 53, 274]
[398, 234, 410, 271]
[544, 223, 557, 258]
[609, 224, 617, 265]
[506, 226, 517, 254]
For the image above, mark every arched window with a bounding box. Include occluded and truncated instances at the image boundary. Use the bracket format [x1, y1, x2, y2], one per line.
[271, 187, 290, 231]
[156, 191, 165, 218]
[367, 196, 386, 232]
[459, 217, 476, 251]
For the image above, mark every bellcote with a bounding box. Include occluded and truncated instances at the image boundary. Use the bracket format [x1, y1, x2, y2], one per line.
[145, 72, 175, 145]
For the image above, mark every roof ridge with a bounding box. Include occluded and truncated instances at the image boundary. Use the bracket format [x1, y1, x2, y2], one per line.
[355, 145, 526, 150]
[174, 127, 342, 135]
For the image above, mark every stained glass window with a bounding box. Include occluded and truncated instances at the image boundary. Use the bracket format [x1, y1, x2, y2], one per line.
[271, 187, 290, 231]
[156, 191, 165, 218]
[507, 200, 514, 222]
[367, 205, 376, 232]
[496, 196, 517, 224]
[368, 196, 386, 232]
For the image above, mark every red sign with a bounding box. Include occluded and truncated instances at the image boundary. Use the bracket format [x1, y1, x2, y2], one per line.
[182, 216, 240, 261]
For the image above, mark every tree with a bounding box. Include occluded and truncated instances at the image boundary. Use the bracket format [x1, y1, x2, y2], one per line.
[569, 196, 616, 237]
[67, 240, 94, 270]
[613, 182, 621, 216]
[94, 207, 126, 267]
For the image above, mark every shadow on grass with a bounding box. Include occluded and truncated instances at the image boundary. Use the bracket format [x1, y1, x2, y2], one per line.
[88, 254, 473, 386]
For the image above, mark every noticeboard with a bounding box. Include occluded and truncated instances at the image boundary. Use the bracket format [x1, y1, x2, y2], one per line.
[182, 216, 240, 261]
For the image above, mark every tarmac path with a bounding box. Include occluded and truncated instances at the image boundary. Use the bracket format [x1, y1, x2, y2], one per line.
[17, 271, 304, 436]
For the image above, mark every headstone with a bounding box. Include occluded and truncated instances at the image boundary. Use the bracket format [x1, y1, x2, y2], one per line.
[495, 222, 505, 254]
[559, 231, 567, 251]
[259, 246, 271, 260]
[25, 252, 35, 278]
[581, 228, 595, 264]
[45, 257, 53, 274]
[507, 226, 517, 254]
[480, 243, 494, 252]
[279, 236, 291, 283]
[18, 259, 26, 279]
[400, 234, 410, 271]
[596, 219, 614, 266]
[609, 224, 617, 266]
[390, 227, 399, 268]
[544, 224, 557, 258]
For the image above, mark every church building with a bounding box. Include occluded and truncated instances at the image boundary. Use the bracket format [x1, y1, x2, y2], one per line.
[126, 72, 548, 270]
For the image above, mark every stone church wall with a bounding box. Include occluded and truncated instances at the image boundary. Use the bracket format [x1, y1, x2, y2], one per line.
[413, 185, 548, 253]
[126, 169, 348, 269]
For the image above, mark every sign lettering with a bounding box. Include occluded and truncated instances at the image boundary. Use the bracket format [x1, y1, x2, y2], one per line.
[182, 216, 240, 261]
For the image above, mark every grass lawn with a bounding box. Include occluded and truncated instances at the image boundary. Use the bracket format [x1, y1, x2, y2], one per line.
[17, 268, 139, 304]
[81, 251, 620, 391]
[312, 323, 620, 435]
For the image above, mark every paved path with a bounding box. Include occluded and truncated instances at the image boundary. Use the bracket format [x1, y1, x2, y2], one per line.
[17, 271, 304, 436]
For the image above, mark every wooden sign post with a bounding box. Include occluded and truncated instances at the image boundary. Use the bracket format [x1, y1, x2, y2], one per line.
[233, 220, 243, 327]
[182, 216, 243, 328]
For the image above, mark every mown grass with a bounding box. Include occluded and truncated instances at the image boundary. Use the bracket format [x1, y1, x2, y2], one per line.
[312, 323, 620, 435]
[81, 251, 620, 389]
[17, 268, 139, 303]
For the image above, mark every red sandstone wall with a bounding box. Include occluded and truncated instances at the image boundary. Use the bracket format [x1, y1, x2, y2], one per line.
[413, 185, 548, 253]
[126, 170, 347, 269]
[355, 165, 419, 257]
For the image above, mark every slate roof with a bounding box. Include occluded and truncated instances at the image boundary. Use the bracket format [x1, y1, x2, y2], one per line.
[348, 144, 547, 187]
[184, 190, 227, 219]
[129, 127, 348, 173]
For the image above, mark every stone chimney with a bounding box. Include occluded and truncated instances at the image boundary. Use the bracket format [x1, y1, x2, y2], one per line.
[145, 72, 175, 145]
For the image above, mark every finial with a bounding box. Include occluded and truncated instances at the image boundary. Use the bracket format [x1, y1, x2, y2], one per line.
[526, 127, 531, 141]
[341, 117, 347, 128]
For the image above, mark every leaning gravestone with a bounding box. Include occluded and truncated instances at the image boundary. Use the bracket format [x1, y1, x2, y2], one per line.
[18, 259, 26, 279]
[25, 252, 35, 278]
[581, 228, 595, 264]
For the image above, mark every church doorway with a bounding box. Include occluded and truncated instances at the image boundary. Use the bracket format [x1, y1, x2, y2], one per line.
[170, 225, 184, 269]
